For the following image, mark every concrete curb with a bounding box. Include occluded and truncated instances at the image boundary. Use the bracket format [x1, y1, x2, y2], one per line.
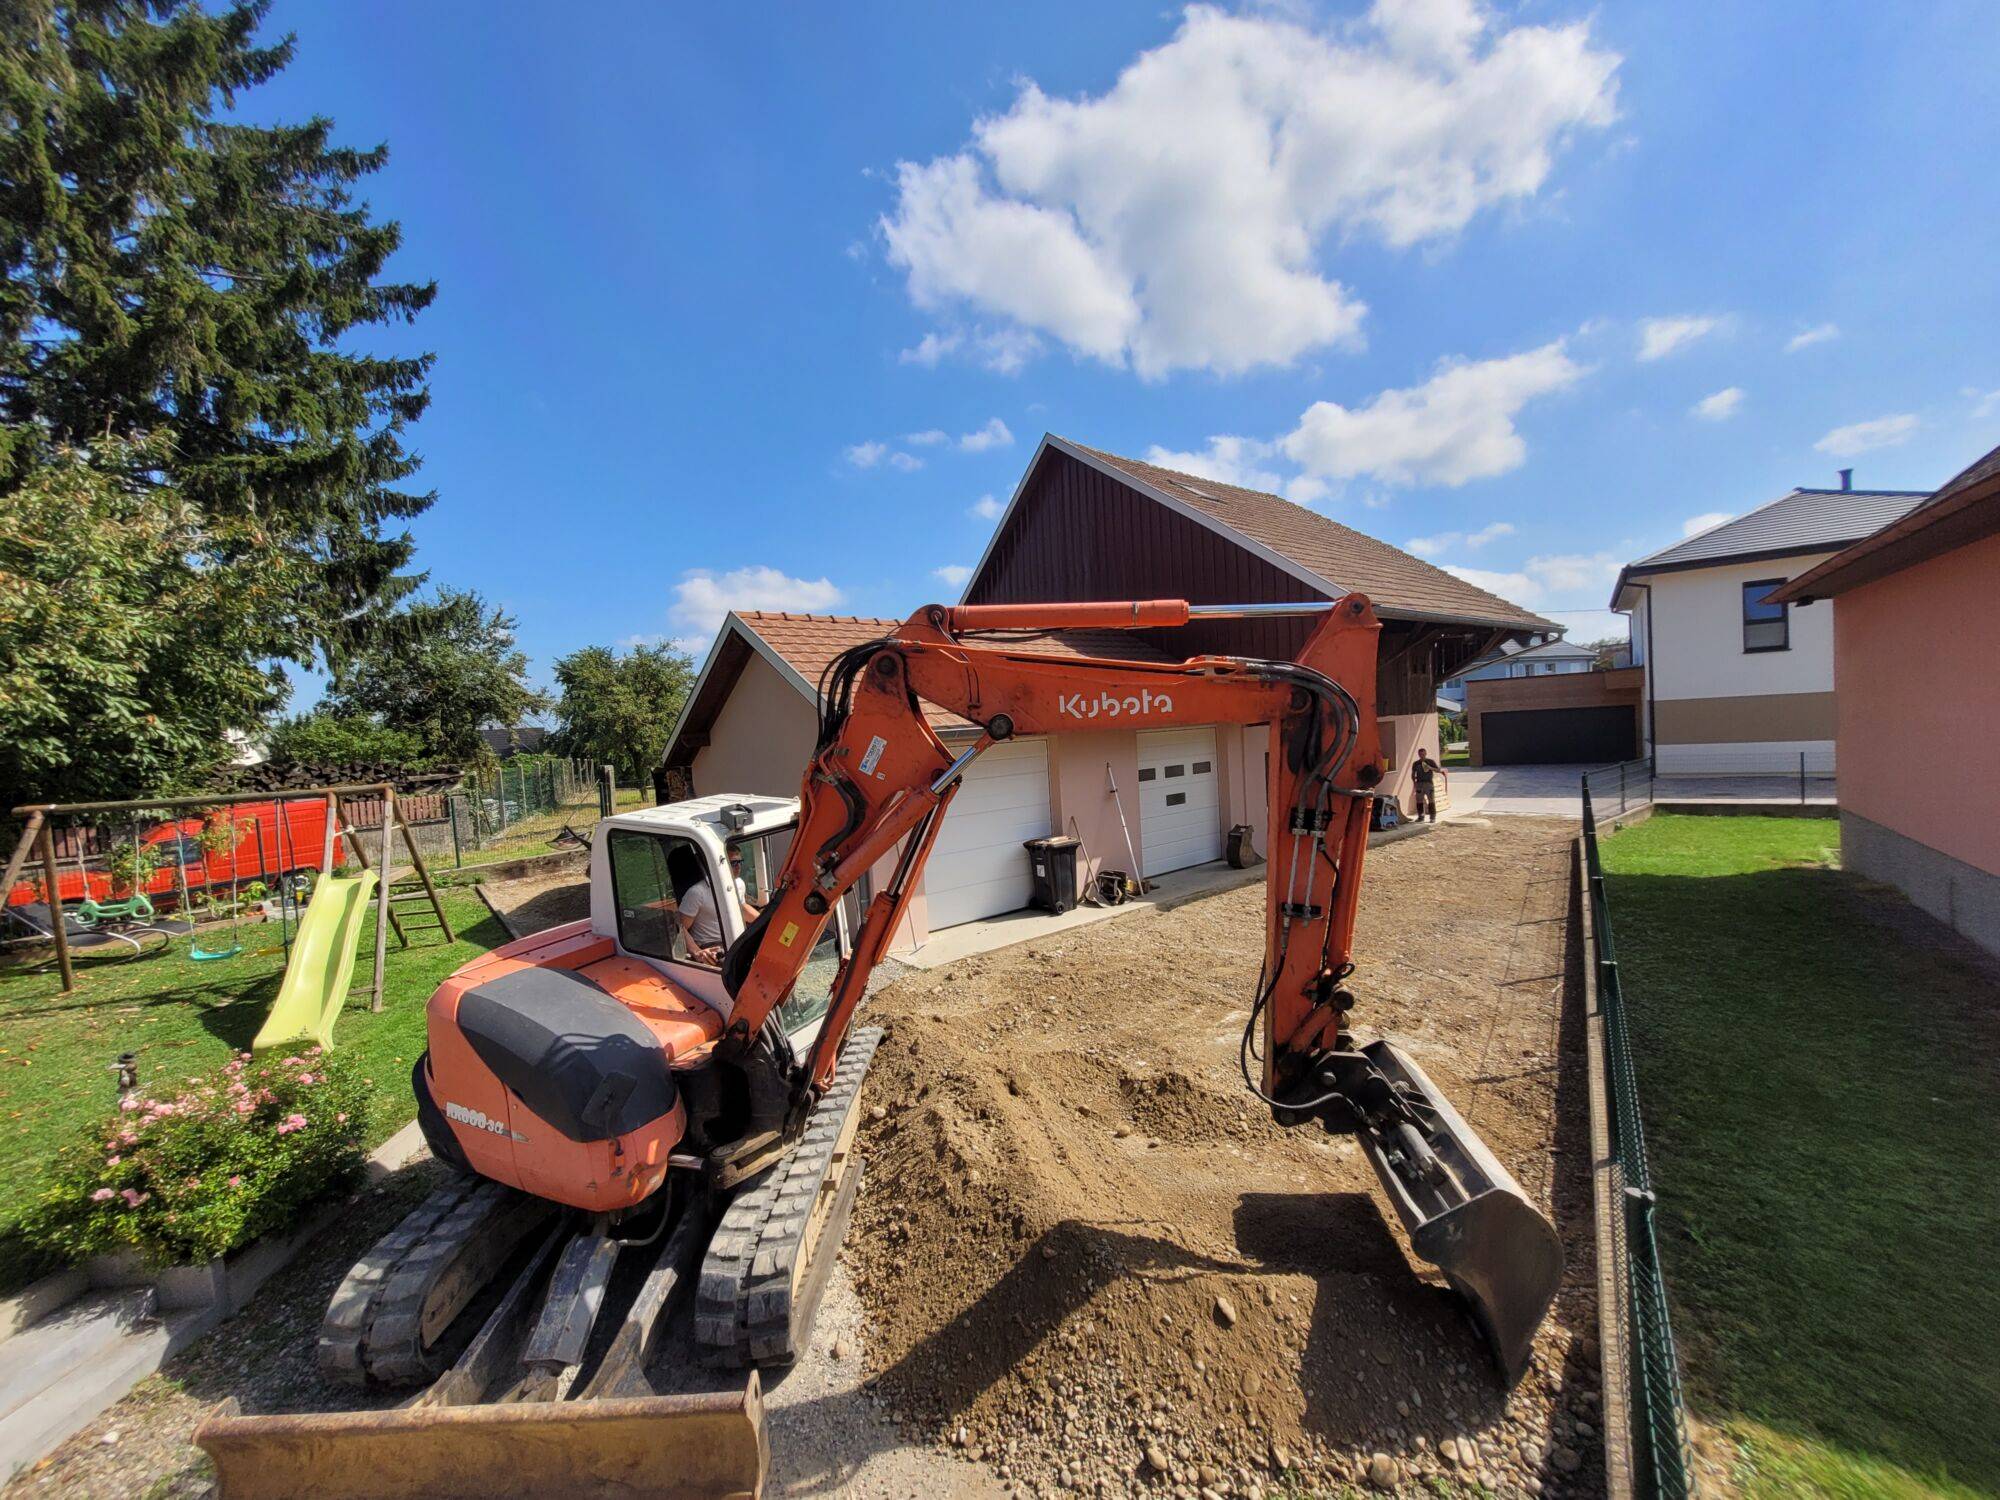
[0, 1119, 427, 1480]
[1576, 836, 1636, 1500]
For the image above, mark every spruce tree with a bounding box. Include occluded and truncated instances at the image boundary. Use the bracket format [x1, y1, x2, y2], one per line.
[0, 0, 436, 673]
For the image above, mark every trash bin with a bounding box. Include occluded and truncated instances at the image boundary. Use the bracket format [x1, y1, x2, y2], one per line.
[1022, 835, 1082, 914]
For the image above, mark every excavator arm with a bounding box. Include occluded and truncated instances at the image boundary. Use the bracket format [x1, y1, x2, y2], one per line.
[722, 595, 1562, 1378]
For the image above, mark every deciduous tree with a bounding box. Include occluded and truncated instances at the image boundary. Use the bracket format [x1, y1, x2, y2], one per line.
[549, 644, 694, 789]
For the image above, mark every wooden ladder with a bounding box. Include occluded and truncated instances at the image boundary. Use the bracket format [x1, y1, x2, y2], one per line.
[338, 790, 453, 952]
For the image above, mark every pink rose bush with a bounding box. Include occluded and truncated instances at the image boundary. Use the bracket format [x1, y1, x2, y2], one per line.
[23, 1048, 369, 1266]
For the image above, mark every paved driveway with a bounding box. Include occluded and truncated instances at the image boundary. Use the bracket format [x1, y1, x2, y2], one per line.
[1442, 764, 1588, 818]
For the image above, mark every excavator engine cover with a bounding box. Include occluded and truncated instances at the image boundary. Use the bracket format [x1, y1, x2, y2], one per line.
[1347, 1039, 1562, 1381]
[424, 963, 686, 1212]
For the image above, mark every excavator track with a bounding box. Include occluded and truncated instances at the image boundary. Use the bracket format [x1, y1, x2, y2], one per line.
[697, 1026, 882, 1367]
[320, 1175, 559, 1388]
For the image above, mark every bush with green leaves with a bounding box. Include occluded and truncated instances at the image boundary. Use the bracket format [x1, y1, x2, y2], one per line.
[265, 711, 427, 770]
[20, 1049, 370, 1266]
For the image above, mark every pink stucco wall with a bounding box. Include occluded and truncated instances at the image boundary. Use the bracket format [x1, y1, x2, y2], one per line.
[1049, 729, 1142, 888]
[1832, 527, 2000, 878]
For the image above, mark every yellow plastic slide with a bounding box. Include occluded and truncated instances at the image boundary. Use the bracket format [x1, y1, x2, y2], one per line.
[252, 873, 378, 1053]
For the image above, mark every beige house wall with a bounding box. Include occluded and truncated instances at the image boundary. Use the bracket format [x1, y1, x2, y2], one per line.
[691, 650, 923, 951]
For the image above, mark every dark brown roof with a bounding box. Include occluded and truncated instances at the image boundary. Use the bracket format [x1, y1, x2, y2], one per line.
[736, 611, 1176, 731]
[1063, 440, 1556, 632]
[1774, 442, 2000, 602]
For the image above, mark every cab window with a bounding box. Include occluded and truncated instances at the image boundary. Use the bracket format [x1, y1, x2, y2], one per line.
[726, 825, 842, 1032]
[607, 829, 710, 965]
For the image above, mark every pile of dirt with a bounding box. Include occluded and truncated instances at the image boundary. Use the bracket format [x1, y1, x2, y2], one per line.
[848, 818, 1602, 1498]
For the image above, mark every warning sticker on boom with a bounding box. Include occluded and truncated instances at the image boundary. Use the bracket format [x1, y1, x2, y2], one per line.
[858, 735, 888, 777]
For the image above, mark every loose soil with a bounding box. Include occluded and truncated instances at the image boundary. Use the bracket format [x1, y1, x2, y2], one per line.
[848, 816, 1601, 1498]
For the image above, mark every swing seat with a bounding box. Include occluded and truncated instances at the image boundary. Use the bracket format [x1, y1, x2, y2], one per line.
[192, 942, 244, 962]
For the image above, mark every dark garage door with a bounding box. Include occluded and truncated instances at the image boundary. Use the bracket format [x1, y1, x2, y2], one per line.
[1481, 705, 1637, 765]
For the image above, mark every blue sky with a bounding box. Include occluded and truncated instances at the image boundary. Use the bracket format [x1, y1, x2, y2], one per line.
[254, 0, 2000, 699]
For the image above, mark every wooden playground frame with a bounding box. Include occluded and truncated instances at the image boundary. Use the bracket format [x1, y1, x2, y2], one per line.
[2, 783, 452, 1001]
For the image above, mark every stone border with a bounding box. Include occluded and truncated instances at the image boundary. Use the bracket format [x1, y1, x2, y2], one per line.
[1576, 835, 1637, 1500]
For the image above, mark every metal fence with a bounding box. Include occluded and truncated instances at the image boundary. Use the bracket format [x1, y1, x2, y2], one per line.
[454, 757, 597, 848]
[1581, 768, 1694, 1500]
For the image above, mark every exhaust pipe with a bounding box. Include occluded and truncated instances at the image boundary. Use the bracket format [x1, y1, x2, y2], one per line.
[1353, 1039, 1563, 1381]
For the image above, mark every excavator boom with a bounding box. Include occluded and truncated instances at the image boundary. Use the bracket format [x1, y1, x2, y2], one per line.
[721, 593, 1561, 1377]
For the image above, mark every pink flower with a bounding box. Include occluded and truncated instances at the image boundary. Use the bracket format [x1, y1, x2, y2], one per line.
[118, 1132, 138, 1147]
[118, 1097, 142, 1113]
[119, 1188, 150, 1208]
[336, 1113, 348, 1124]
[281, 1057, 303, 1068]
[227, 1175, 243, 1189]
[276, 1113, 308, 1135]
[239, 1052, 253, 1062]
[297, 1073, 316, 1085]
[91, 1188, 116, 1202]
[233, 1100, 254, 1116]
[106, 1154, 120, 1166]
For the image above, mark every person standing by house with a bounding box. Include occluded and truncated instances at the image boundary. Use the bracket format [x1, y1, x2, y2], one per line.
[1410, 748, 1446, 823]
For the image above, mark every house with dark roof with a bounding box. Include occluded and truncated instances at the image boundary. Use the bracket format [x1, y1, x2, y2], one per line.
[1610, 473, 1930, 775]
[1772, 444, 2000, 954]
[661, 434, 1552, 948]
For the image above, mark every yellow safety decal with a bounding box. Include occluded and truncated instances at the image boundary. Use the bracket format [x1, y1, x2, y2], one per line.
[778, 921, 799, 948]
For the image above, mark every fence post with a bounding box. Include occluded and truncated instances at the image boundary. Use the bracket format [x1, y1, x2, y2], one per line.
[1799, 750, 1807, 805]
[1620, 761, 1627, 815]
[598, 764, 615, 819]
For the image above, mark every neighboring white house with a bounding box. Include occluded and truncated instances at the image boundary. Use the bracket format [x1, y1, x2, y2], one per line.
[1437, 637, 1598, 709]
[1610, 477, 1929, 774]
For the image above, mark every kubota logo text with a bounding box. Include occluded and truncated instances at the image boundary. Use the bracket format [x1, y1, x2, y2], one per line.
[1058, 689, 1174, 720]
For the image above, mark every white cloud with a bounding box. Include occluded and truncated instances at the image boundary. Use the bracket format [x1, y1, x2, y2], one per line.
[669, 566, 845, 642]
[900, 331, 962, 367]
[1636, 314, 1725, 361]
[1967, 387, 2000, 420]
[905, 429, 949, 446]
[959, 417, 1014, 453]
[1786, 323, 1839, 353]
[969, 493, 1005, 520]
[932, 564, 973, 586]
[845, 441, 888, 469]
[977, 327, 1043, 374]
[1405, 520, 1514, 557]
[881, 0, 1620, 377]
[1815, 413, 1919, 457]
[1692, 387, 1744, 421]
[1438, 551, 1619, 609]
[1281, 340, 1585, 487]
[1681, 510, 1733, 537]
[888, 451, 924, 472]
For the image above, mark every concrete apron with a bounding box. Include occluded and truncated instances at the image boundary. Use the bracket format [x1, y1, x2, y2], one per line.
[900, 824, 1435, 972]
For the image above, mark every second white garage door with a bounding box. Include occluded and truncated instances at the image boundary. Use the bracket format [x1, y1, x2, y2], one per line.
[923, 737, 1051, 929]
[1137, 727, 1222, 876]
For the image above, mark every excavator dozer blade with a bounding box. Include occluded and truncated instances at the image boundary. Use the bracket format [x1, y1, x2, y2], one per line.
[193, 1380, 768, 1500]
[1353, 1039, 1563, 1382]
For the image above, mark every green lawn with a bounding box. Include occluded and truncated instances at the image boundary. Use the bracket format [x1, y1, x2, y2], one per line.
[0, 887, 507, 1290]
[1599, 815, 2000, 1499]
[449, 785, 648, 869]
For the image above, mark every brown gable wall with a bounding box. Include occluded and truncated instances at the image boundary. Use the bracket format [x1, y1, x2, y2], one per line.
[970, 448, 1459, 716]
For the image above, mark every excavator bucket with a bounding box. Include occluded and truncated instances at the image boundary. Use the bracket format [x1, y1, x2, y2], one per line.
[1352, 1039, 1563, 1381]
[193, 1381, 768, 1500]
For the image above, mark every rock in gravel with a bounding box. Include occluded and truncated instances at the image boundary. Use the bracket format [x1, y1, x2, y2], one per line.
[867, 1104, 888, 1121]
[1367, 1452, 1399, 1490]
[831, 1335, 852, 1360]
[1213, 1294, 1238, 1328]
[1145, 1443, 1172, 1475]
[1555, 1445, 1584, 1473]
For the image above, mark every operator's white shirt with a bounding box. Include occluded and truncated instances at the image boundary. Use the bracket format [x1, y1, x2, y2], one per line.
[680, 875, 748, 949]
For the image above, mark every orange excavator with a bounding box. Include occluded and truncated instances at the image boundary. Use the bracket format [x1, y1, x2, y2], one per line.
[196, 596, 1560, 1500]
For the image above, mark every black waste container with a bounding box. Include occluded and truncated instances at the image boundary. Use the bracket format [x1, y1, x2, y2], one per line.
[1022, 835, 1082, 914]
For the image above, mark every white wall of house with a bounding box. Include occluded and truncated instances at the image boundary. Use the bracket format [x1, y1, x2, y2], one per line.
[1634, 554, 1840, 773]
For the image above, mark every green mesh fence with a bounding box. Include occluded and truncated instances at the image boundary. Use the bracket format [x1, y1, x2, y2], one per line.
[1581, 775, 1694, 1500]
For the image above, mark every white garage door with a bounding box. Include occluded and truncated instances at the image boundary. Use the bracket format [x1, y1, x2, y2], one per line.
[1137, 727, 1222, 876]
[923, 738, 1051, 929]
